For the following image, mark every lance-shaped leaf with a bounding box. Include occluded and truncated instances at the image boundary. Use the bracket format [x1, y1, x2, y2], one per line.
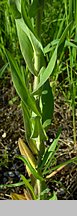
[18, 138, 37, 169]
[11, 193, 26, 200]
[31, 116, 47, 141]
[41, 80, 54, 126]
[24, 189, 33, 200]
[29, 0, 39, 18]
[29, 139, 38, 155]
[40, 128, 62, 171]
[8, 0, 21, 19]
[33, 46, 57, 93]
[15, 0, 21, 12]
[6, 51, 41, 117]
[45, 157, 77, 178]
[17, 19, 45, 71]
[59, 21, 72, 45]
[16, 19, 36, 75]
[21, 102, 31, 142]
[0, 63, 8, 78]
[21, 0, 35, 36]
[17, 155, 44, 181]
[65, 40, 77, 49]
[21, 175, 36, 200]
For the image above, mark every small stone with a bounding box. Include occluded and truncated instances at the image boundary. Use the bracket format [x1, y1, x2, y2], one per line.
[8, 171, 15, 177]
[2, 132, 6, 138]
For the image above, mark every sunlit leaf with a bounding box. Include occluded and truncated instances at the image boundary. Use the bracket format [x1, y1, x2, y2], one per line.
[11, 193, 26, 200]
[18, 138, 36, 169]
[6, 51, 41, 117]
[17, 155, 44, 181]
[16, 19, 36, 75]
[33, 47, 57, 93]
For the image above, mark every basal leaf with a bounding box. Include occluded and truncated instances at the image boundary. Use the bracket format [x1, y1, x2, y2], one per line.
[21, 174, 36, 200]
[18, 138, 36, 169]
[0, 182, 24, 189]
[17, 155, 44, 181]
[11, 193, 26, 200]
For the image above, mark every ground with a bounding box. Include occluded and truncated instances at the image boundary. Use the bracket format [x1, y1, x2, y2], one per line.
[0, 72, 77, 200]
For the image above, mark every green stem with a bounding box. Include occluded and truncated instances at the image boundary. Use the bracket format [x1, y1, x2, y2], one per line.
[69, 48, 76, 145]
[33, 1, 45, 199]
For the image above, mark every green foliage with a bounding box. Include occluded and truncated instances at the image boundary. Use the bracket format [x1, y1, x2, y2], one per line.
[0, 0, 77, 200]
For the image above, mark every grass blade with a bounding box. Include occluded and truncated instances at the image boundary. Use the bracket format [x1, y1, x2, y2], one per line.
[40, 128, 61, 171]
[45, 157, 77, 176]
[0, 63, 8, 78]
[0, 181, 24, 189]
[21, 174, 36, 200]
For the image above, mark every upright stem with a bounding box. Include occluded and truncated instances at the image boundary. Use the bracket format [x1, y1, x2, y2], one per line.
[33, 1, 45, 199]
[69, 48, 76, 146]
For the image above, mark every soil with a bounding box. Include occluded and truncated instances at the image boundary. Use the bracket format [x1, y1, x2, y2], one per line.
[0, 71, 77, 200]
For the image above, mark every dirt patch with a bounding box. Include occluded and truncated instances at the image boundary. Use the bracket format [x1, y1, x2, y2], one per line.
[0, 72, 77, 200]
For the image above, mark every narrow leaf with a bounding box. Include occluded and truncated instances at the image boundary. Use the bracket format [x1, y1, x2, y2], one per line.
[33, 47, 57, 93]
[21, 102, 31, 141]
[17, 19, 45, 70]
[59, 21, 72, 45]
[11, 193, 26, 200]
[6, 51, 41, 117]
[16, 19, 36, 75]
[17, 155, 44, 181]
[65, 40, 77, 49]
[21, 0, 35, 35]
[0, 63, 8, 78]
[21, 174, 36, 200]
[18, 138, 36, 169]
[0, 182, 24, 189]
[45, 157, 77, 176]
[41, 80, 54, 125]
[49, 192, 57, 200]
[40, 128, 61, 171]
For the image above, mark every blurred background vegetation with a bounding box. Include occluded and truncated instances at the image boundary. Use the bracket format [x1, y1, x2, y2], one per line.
[0, 0, 77, 200]
[0, 0, 77, 140]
